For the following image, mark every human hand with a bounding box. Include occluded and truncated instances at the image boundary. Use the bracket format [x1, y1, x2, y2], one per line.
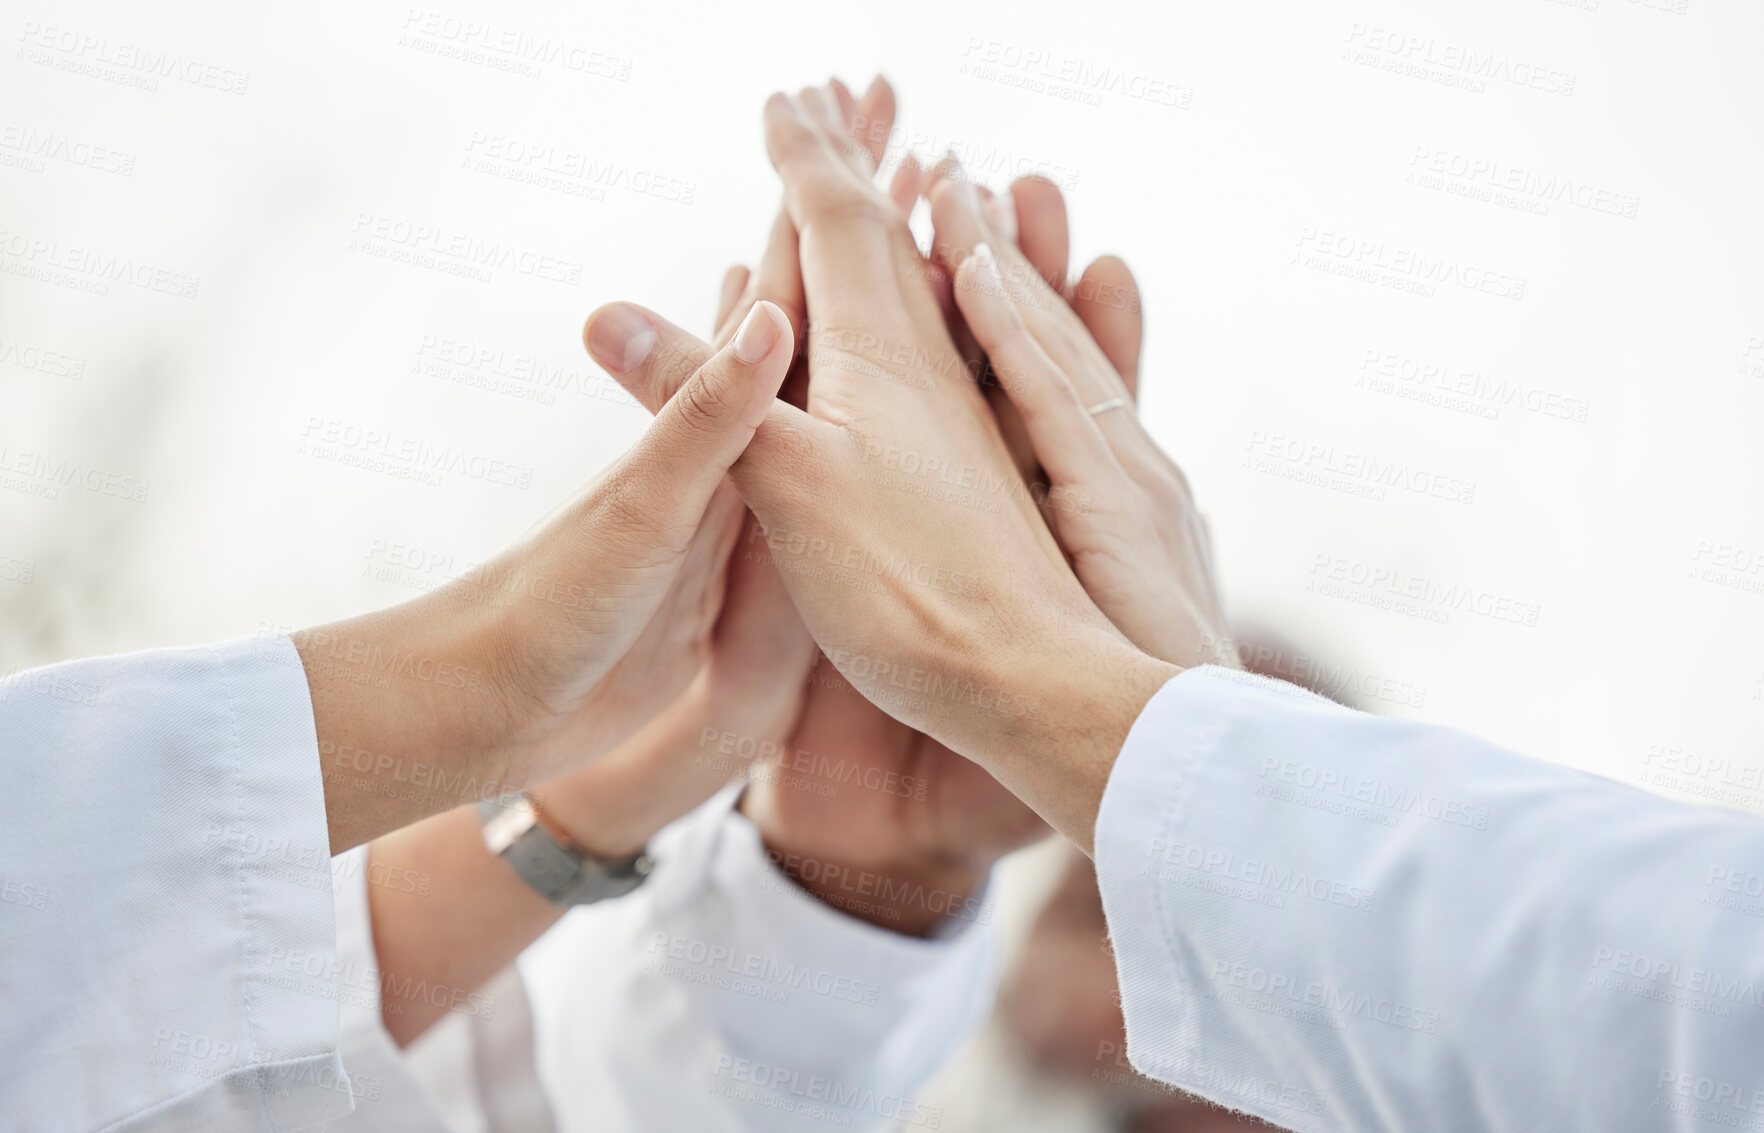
[926, 172, 1238, 670]
[585, 86, 1176, 851]
[303, 300, 796, 853]
[528, 259, 824, 857]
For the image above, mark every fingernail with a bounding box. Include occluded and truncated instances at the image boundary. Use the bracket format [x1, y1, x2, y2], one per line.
[587, 304, 656, 373]
[733, 303, 783, 363]
[987, 191, 1018, 243]
[972, 242, 1002, 287]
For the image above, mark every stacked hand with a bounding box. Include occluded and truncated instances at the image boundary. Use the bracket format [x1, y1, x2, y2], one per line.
[581, 77, 1230, 851]
[333, 77, 1234, 1029]
[342, 74, 1235, 1047]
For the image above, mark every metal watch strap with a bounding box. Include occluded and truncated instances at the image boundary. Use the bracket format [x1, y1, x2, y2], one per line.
[477, 794, 653, 907]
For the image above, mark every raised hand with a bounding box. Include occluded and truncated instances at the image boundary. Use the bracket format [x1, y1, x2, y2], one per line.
[304, 300, 795, 851]
[583, 84, 1177, 850]
[925, 173, 1237, 669]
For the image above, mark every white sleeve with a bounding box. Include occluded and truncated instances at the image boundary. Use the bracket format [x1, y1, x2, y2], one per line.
[520, 787, 999, 1132]
[0, 636, 355, 1132]
[1094, 666, 1764, 1133]
[316, 848, 457, 1133]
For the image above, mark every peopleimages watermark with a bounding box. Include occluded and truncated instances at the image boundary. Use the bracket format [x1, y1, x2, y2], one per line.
[408, 333, 638, 408]
[1243, 430, 1477, 505]
[1356, 348, 1590, 424]
[646, 931, 881, 1007]
[461, 132, 695, 204]
[347, 212, 583, 287]
[396, 9, 632, 81]
[749, 521, 978, 600]
[708, 1055, 943, 1128]
[1688, 539, 1764, 597]
[1142, 837, 1379, 913]
[0, 123, 136, 176]
[290, 626, 487, 693]
[1257, 757, 1492, 831]
[759, 849, 991, 926]
[0, 877, 51, 911]
[1306, 552, 1543, 628]
[1341, 24, 1576, 97]
[0, 443, 150, 503]
[1128, 1049, 1329, 1120]
[695, 726, 929, 802]
[1653, 1068, 1764, 1130]
[14, 22, 250, 95]
[1406, 146, 1639, 220]
[263, 946, 496, 1021]
[1705, 867, 1764, 919]
[297, 416, 534, 490]
[957, 37, 1191, 110]
[1293, 227, 1527, 301]
[0, 335, 86, 380]
[327, 739, 520, 810]
[818, 648, 1040, 722]
[1587, 946, 1763, 1017]
[1635, 743, 1764, 809]
[1208, 960, 1442, 1035]
[1227, 640, 1429, 709]
[0, 229, 199, 300]
[150, 1029, 382, 1102]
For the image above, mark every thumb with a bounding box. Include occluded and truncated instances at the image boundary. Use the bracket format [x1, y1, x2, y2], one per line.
[615, 301, 793, 527]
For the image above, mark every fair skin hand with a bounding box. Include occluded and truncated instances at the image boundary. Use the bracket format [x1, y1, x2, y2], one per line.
[364, 505, 816, 1046]
[924, 169, 1237, 670]
[365, 80, 954, 1040]
[586, 89, 1197, 853]
[300, 299, 796, 854]
[369, 76, 1234, 1044]
[717, 79, 1047, 935]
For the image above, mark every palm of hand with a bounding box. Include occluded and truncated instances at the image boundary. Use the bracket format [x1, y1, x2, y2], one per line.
[499, 482, 747, 787]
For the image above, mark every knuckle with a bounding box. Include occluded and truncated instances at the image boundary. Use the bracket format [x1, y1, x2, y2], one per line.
[673, 370, 733, 436]
[800, 176, 898, 230]
[646, 337, 712, 403]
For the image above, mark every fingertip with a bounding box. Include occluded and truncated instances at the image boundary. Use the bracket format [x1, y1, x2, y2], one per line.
[584, 302, 658, 374]
[828, 77, 856, 126]
[1072, 255, 1144, 390]
[762, 91, 795, 125]
[732, 299, 792, 366]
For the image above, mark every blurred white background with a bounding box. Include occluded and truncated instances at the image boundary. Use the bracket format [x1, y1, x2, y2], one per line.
[4, 0, 1761, 1128]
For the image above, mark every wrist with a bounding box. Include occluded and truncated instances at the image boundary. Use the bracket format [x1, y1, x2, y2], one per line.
[967, 622, 1178, 855]
[300, 595, 522, 853]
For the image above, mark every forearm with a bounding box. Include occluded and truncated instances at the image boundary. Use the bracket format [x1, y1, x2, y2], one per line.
[966, 626, 1180, 856]
[366, 673, 801, 1047]
[297, 594, 518, 854]
[367, 808, 562, 1047]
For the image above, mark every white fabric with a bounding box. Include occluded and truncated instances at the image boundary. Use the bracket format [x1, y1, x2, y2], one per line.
[0, 637, 351, 1132]
[1095, 665, 1764, 1132]
[0, 636, 998, 1132]
[324, 785, 1000, 1131]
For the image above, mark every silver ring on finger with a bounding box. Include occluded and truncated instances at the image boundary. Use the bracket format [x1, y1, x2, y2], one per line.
[1087, 397, 1128, 417]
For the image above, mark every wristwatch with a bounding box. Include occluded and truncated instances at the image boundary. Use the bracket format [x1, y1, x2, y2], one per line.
[476, 793, 654, 906]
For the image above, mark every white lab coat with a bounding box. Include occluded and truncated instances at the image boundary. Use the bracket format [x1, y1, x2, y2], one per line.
[0, 637, 997, 1131]
[10, 641, 1760, 1131]
[1096, 667, 1764, 1132]
[324, 788, 999, 1132]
